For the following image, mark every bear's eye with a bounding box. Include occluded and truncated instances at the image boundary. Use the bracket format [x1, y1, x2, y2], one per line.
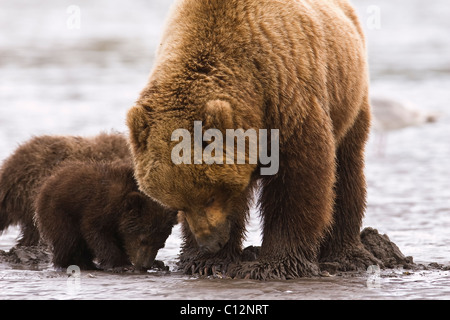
[205, 197, 215, 207]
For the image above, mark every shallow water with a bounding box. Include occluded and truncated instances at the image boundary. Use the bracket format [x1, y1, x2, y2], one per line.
[1, 0, 450, 299]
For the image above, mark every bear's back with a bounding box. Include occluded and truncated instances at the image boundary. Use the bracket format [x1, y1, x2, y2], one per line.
[153, 0, 367, 140]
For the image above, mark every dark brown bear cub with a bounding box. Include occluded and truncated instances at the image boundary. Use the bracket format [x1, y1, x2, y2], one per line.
[35, 161, 178, 271]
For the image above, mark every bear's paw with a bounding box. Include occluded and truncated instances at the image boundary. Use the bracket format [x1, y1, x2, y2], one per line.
[229, 258, 320, 280]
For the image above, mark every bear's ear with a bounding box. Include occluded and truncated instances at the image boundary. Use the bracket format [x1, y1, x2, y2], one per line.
[127, 105, 152, 151]
[204, 100, 234, 130]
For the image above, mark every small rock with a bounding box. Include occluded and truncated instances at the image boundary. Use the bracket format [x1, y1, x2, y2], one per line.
[428, 262, 443, 270]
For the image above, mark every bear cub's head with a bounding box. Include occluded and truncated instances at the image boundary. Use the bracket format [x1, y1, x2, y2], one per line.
[120, 192, 178, 270]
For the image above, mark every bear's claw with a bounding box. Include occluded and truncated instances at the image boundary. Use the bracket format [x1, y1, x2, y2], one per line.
[229, 259, 320, 280]
[182, 258, 234, 278]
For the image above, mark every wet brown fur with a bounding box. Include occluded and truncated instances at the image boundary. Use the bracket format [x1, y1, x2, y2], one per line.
[0, 133, 131, 245]
[127, 0, 377, 279]
[35, 161, 178, 270]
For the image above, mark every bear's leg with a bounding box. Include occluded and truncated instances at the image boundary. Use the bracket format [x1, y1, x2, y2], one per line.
[17, 221, 41, 246]
[319, 105, 382, 271]
[178, 190, 252, 276]
[45, 210, 96, 270]
[0, 208, 12, 235]
[83, 228, 131, 271]
[52, 231, 96, 270]
[231, 113, 337, 279]
[53, 240, 96, 270]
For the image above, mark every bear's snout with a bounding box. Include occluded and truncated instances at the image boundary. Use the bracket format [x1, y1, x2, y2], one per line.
[193, 221, 231, 254]
[132, 246, 158, 270]
[182, 209, 231, 254]
[197, 236, 225, 254]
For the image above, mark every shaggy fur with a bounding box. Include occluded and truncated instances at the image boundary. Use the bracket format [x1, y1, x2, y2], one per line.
[127, 0, 378, 279]
[35, 161, 178, 270]
[0, 133, 131, 246]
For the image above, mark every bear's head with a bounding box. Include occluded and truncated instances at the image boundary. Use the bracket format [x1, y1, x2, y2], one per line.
[127, 99, 259, 253]
[120, 192, 178, 270]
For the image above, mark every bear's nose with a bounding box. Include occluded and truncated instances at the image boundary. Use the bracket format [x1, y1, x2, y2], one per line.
[197, 240, 222, 254]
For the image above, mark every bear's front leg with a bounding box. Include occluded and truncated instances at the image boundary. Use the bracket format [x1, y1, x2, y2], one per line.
[319, 107, 382, 271]
[83, 227, 131, 270]
[231, 117, 337, 280]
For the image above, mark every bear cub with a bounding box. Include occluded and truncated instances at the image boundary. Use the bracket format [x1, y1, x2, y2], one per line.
[0, 132, 131, 246]
[35, 160, 178, 271]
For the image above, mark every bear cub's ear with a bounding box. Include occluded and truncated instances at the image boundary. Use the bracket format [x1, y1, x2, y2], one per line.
[204, 100, 234, 130]
[125, 191, 148, 212]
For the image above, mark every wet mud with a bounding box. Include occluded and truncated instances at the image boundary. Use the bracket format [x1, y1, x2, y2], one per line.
[0, 245, 52, 270]
[360, 227, 414, 268]
[1, 227, 447, 275]
[0, 245, 169, 273]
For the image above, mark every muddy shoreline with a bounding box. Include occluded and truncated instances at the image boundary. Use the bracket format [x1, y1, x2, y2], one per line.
[2, 227, 448, 276]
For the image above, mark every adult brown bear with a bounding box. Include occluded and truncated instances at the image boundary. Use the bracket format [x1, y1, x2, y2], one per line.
[127, 0, 379, 279]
